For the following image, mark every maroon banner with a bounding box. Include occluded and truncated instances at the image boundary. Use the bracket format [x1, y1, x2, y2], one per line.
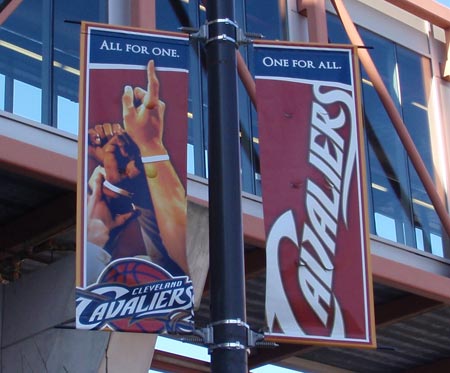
[76, 23, 193, 334]
[255, 42, 376, 347]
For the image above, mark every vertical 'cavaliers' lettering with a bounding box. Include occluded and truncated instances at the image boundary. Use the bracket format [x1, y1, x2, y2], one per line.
[299, 265, 331, 325]
[311, 101, 345, 149]
[306, 187, 337, 251]
[301, 224, 333, 274]
[309, 153, 341, 190]
[298, 83, 353, 328]
[310, 122, 343, 180]
[307, 180, 339, 233]
[300, 241, 333, 286]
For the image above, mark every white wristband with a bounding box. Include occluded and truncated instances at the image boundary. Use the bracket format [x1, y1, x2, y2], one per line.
[103, 180, 133, 198]
[141, 154, 170, 163]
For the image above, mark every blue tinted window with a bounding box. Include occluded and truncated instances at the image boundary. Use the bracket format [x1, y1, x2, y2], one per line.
[0, 0, 43, 122]
[327, 13, 449, 257]
[245, 0, 283, 40]
[53, 0, 105, 134]
[0, 0, 106, 131]
[0, 74, 4, 110]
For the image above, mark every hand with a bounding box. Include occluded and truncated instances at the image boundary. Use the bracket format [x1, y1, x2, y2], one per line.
[88, 124, 142, 198]
[122, 60, 167, 157]
[87, 171, 136, 248]
[88, 123, 123, 165]
[102, 132, 141, 186]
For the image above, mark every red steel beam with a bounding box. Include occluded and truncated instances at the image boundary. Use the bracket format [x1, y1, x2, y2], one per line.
[131, 0, 155, 29]
[297, 0, 328, 43]
[237, 51, 257, 108]
[0, 0, 22, 25]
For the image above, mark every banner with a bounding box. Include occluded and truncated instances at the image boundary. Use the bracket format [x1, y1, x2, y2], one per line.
[255, 42, 376, 347]
[76, 23, 193, 334]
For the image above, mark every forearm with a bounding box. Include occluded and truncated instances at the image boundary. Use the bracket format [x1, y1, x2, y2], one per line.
[143, 160, 188, 274]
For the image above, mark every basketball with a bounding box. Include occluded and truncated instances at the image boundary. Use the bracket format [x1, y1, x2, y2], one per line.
[98, 257, 173, 333]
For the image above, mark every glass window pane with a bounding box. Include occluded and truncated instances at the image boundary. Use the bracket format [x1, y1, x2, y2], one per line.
[187, 143, 195, 175]
[358, 26, 411, 242]
[156, 0, 190, 31]
[363, 80, 415, 246]
[327, 14, 449, 257]
[0, 0, 43, 121]
[397, 47, 433, 169]
[397, 46, 449, 256]
[359, 27, 401, 110]
[13, 79, 41, 122]
[431, 233, 444, 257]
[57, 95, 78, 134]
[53, 0, 105, 133]
[245, 0, 283, 40]
[0, 73, 4, 110]
[375, 213, 398, 242]
[327, 13, 350, 44]
[415, 227, 425, 251]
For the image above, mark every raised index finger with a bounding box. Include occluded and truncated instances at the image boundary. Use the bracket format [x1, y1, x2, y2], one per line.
[145, 60, 160, 109]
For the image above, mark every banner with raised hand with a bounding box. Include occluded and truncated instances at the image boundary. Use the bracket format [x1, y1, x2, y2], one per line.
[76, 23, 193, 334]
[255, 42, 376, 347]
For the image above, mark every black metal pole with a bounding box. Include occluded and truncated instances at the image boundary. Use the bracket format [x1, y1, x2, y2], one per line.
[206, 0, 248, 372]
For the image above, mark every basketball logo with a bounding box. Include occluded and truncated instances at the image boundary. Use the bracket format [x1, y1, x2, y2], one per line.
[100, 258, 173, 332]
[76, 257, 194, 333]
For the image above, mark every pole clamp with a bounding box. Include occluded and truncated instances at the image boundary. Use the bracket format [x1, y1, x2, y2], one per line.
[177, 327, 278, 354]
[209, 318, 249, 328]
[209, 342, 247, 351]
[205, 18, 238, 45]
[180, 21, 263, 46]
[190, 319, 267, 353]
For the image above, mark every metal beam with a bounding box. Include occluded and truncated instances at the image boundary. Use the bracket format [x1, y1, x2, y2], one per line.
[131, 0, 155, 29]
[296, 0, 328, 43]
[372, 254, 450, 303]
[151, 350, 210, 373]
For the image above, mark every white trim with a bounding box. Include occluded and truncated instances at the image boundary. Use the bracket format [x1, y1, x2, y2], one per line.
[88, 63, 188, 73]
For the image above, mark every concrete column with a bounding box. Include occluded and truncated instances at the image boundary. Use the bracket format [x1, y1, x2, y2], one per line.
[1, 254, 109, 372]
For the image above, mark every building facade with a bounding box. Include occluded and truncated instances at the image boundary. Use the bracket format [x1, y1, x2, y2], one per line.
[1, 0, 450, 372]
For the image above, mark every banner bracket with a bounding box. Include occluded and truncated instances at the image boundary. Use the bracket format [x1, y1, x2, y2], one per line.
[179, 22, 263, 46]
[180, 322, 271, 354]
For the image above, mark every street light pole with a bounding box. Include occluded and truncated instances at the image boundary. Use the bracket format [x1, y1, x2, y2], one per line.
[206, 0, 248, 371]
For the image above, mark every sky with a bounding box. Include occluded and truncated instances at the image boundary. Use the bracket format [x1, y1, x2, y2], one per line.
[436, 0, 450, 7]
[149, 336, 302, 373]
